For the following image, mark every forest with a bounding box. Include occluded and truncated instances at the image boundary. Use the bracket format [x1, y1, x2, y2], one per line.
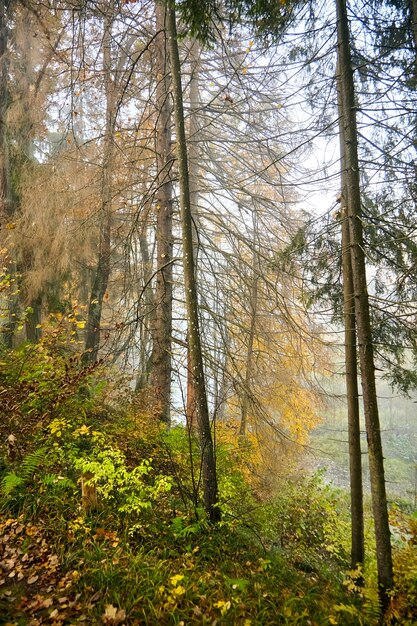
[0, 0, 416, 624]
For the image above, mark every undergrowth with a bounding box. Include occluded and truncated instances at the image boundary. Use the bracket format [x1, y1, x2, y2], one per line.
[0, 335, 415, 624]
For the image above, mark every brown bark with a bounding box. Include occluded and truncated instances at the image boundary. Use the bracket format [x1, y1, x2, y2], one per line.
[336, 62, 365, 571]
[341, 210, 365, 570]
[186, 39, 201, 431]
[167, 5, 220, 523]
[149, 2, 173, 424]
[336, 0, 393, 610]
[0, 0, 10, 224]
[81, 471, 98, 511]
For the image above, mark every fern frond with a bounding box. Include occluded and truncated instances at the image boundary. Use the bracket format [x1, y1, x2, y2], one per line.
[41, 474, 75, 490]
[20, 448, 46, 480]
[1, 472, 24, 496]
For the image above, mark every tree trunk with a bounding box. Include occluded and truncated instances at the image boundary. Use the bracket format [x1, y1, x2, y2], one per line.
[336, 61, 365, 571]
[83, 8, 115, 365]
[135, 225, 155, 392]
[186, 39, 202, 431]
[25, 295, 42, 343]
[239, 225, 259, 439]
[0, 0, 17, 349]
[341, 210, 365, 571]
[149, 2, 174, 424]
[336, 0, 393, 610]
[411, 0, 417, 76]
[167, 5, 220, 523]
[0, 0, 10, 223]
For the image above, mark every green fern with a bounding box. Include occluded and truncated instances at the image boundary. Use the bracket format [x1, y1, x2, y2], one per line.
[41, 474, 75, 490]
[1, 472, 24, 496]
[1, 448, 46, 497]
[20, 448, 46, 480]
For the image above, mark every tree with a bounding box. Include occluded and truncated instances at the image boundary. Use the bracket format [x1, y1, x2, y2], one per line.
[149, 1, 174, 424]
[336, 0, 393, 608]
[166, 4, 220, 522]
[83, 3, 117, 365]
[0, 0, 10, 223]
[336, 57, 364, 571]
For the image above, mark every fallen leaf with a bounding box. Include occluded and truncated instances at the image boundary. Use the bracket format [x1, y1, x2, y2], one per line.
[102, 603, 126, 624]
[27, 575, 39, 584]
[89, 590, 102, 603]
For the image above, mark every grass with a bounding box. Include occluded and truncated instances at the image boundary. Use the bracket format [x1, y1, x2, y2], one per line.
[0, 506, 373, 625]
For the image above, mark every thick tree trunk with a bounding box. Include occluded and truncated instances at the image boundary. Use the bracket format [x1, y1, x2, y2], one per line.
[167, 6, 220, 523]
[336, 62, 365, 571]
[149, 2, 173, 424]
[83, 9, 115, 365]
[336, 0, 393, 610]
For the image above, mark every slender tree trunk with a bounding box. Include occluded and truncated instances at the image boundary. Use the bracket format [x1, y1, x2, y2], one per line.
[83, 8, 115, 365]
[336, 0, 393, 610]
[167, 5, 220, 523]
[149, 2, 174, 423]
[135, 226, 155, 391]
[239, 231, 259, 438]
[411, 0, 417, 75]
[336, 62, 365, 571]
[186, 39, 201, 430]
[341, 210, 365, 571]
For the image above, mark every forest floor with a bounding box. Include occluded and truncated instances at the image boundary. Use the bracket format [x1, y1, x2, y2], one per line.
[0, 509, 372, 626]
[0, 344, 416, 625]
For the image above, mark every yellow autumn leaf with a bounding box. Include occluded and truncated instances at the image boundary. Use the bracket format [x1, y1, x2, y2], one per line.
[214, 600, 231, 615]
[172, 585, 186, 596]
[76, 320, 86, 329]
[170, 574, 184, 586]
